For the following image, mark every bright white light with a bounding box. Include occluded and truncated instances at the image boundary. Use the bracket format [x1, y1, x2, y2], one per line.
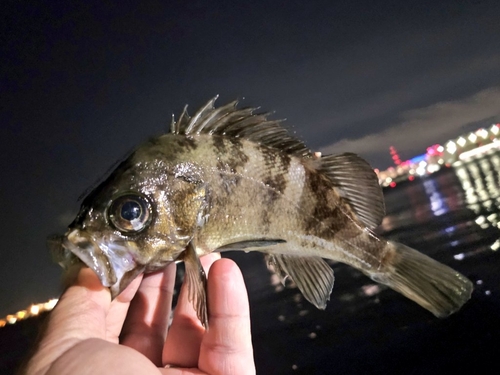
[468, 133, 477, 142]
[454, 253, 465, 260]
[30, 305, 40, 315]
[437, 145, 444, 152]
[487, 213, 498, 222]
[492, 240, 500, 251]
[446, 141, 457, 154]
[476, 216, 485, 225]
[416, 166, 426, 176]
[44, 299, 58, 311]
[491, 124, 499, 135]
[459, 142, 500, 160]
[419, 160, 427, 167]
[427, 164, 440, 173]
[457, 137, 466, 147]
[477, 128, 488, 139]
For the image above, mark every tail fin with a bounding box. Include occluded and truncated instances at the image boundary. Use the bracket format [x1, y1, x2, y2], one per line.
[368, 241, 473, 317]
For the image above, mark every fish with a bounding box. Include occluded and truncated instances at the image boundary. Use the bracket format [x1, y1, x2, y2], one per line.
[49, 97, 473, 326]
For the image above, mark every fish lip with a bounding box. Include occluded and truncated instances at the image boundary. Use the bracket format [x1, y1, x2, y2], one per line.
[63, 229, 118, 287]
[61, 229, 140, 298]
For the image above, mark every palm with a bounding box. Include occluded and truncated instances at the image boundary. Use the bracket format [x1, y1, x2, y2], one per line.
[25, 255, 255, 375]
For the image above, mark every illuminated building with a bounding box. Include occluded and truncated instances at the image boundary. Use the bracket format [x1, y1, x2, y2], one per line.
[378, 124, 500, 187]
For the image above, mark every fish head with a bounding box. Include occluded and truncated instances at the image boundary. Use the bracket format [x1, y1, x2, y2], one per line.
[50, 152, 209, 298]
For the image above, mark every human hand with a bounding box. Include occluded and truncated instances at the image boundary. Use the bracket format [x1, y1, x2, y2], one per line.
[24, 254, 255, 375]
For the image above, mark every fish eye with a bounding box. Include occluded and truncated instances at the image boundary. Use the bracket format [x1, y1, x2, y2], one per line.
[108, 193, 153, 234]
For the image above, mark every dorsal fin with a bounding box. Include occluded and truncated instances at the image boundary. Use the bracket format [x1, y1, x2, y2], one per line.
[171, 104, 192, 134]
[313, 153, 385, 228]
[170, 97, 311, 158]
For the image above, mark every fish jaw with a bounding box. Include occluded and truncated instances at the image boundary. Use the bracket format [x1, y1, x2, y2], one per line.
[59, 229, 141, 297]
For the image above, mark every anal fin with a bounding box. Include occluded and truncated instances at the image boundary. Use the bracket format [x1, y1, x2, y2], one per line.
[182, 242, 209, 328]
[266, 254, 334, 309]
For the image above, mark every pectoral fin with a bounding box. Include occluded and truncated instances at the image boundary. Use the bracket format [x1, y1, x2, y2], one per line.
[266, 254, 334, 309]
[182, 242, 209, 327]
[216, 239, 286, 251]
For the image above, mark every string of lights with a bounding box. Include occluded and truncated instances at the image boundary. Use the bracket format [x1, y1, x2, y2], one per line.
[0, 298, 58, 328]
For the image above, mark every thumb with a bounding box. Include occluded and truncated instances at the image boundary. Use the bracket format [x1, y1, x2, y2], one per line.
[53, 266, 112, 338]
[25, 267, 112, 374]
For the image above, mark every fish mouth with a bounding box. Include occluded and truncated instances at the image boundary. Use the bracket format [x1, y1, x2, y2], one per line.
[50, 229, 141, 298]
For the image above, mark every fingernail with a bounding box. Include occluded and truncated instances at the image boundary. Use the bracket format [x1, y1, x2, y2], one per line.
[164, 364, 179, 368]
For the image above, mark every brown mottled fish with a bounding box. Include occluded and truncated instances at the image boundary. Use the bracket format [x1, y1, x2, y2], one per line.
[49, 97, 472, 326]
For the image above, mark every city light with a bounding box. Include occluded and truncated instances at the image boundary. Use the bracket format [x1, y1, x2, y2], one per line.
[378, 122, 500, 187]
[492, 240, 500, 251]
[0, 298, 59, 328]
[459, 141, 500, 161]
[446, 141, 457, 154]
[416, 166, 426, 176]
[477, 128, 488, 139]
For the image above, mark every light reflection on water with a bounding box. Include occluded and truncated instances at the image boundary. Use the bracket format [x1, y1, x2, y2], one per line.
[455, 153, 500, 223]
[453, 152, 500, 254]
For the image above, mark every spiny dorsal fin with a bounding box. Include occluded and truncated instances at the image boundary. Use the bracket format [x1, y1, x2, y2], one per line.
[171, 104, 192, 134]
[313, 153, 385, 228]
[170, 97, 311, 158]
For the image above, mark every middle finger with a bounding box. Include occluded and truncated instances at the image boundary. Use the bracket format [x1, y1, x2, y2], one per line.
[162, 253, 221, 368]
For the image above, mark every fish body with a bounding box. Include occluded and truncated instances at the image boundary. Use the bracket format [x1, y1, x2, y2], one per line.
[51, 98, 472, 325]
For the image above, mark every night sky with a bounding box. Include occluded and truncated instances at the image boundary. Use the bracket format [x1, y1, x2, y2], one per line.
[2, 0, 500, 317]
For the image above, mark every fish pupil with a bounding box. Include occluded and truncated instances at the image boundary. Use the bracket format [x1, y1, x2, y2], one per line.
[108, 192, 152, 234]
[121, 201, 141, 221]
